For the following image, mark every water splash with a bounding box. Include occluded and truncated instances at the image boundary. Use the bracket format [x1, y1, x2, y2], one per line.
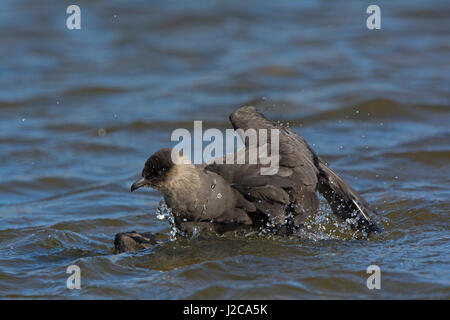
[155, 199, 171, 220]
[155, 196, 377, 242]
[155, 199, 181, 241]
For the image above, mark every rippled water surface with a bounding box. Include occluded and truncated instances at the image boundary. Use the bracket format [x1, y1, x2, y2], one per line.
[1, 0, 449, 299]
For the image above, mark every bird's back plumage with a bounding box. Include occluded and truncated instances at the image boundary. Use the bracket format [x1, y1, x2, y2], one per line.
[205, 105, 380, 234]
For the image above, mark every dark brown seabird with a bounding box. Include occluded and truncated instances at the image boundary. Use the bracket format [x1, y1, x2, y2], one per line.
[129, 105, 380, 243]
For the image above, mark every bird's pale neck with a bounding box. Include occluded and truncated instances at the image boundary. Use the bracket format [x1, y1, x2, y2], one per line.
[158, 163, 201, 196]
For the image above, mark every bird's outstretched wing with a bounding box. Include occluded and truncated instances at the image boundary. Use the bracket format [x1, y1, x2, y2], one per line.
[206, 105, 380, 234]
[205, 106, 320, 228]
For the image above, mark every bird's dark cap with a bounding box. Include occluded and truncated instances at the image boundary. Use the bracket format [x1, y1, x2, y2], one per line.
[131, 148, 176, 192]
[142, 148, 175, 180]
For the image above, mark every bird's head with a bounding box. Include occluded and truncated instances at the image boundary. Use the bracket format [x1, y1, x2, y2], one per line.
[131, 148, 178, 192]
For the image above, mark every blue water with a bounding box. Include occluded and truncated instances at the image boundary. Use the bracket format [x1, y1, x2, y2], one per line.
[0, 0, 449, 299]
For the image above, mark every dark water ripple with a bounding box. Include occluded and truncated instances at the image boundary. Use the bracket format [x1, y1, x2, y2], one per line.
[0, 0, 449, 299]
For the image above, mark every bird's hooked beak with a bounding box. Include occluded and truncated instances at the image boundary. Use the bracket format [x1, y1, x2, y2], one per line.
[131, 177, 148, 192]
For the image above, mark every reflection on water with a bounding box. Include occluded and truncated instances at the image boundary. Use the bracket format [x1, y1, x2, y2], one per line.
[0, 0, 449, 299]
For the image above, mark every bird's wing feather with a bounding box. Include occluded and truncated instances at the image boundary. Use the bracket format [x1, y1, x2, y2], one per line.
[232, 105, 381, 233]
[204, 106, 320, 226]
[206, 105, 380, 234]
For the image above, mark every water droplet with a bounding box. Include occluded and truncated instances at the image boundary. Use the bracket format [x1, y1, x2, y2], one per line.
[201, 202, 208, 216]
[155, 199, 172, 220]
[156, 213, 165, 220]
[192, 226, 200, 238]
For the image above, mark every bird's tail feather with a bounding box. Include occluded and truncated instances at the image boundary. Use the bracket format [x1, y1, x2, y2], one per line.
[317, 159, 382, 234]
